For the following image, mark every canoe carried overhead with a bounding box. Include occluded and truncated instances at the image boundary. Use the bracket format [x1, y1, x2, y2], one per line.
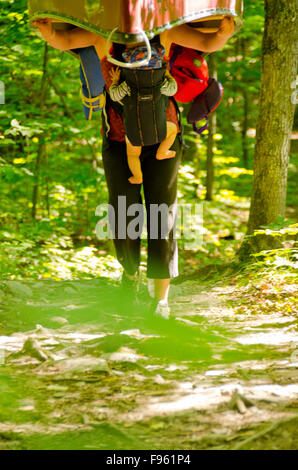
[28, 0, 244, 42]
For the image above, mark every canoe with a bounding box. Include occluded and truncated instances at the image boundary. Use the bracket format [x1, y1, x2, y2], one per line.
[28, 0, 243, 42]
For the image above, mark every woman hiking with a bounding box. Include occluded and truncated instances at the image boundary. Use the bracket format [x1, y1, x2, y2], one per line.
[33, 16, 234, 318]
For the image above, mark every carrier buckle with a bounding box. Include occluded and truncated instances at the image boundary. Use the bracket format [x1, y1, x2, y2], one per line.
[138, 94, 153, 102]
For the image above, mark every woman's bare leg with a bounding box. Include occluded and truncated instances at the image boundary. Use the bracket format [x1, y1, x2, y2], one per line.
[125, 136, 143, 184]
[156, 122, 177, 160]
[154, 278, 170, 302]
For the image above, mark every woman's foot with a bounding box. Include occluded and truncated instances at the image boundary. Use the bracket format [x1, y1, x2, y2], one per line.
[120, 270, 139, 304]
[150, 299, 171, 319]
[121, 270, 139, 288]
[156, 150, 176, 160]
[128, 175, 143, 184]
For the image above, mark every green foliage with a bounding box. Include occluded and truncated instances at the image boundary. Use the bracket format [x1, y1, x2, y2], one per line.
[0, 0, 110, 280]
[248, 221, 298, 276]
[0, 0, 296, 282]
[231, 218, 298, 317]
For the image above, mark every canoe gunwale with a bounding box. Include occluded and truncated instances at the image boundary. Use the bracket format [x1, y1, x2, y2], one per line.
[29, 7, 243, 44]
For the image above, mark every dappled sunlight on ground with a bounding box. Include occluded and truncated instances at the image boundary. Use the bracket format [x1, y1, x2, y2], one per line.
[0, 276, 297, 449]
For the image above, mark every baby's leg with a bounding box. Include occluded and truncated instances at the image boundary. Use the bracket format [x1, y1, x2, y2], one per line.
[156, 122, 177, 160]
[125, 136, 143, 184]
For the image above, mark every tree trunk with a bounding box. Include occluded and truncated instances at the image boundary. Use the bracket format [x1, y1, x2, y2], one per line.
[239, 0, 296, 257]
[32, 43, 48, 220]
[241, 39, 249, 169]
[241, 88, 249, 169]
[205, 52, 217, 201]
[44, 149, 50, 218]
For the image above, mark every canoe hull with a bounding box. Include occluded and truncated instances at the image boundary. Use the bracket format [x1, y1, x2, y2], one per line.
[28, 0, 243, 42]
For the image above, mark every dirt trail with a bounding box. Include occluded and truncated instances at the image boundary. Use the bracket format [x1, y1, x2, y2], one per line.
[0, 277, 297, 450]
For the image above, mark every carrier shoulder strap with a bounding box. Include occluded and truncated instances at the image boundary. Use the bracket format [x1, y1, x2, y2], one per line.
[75, 46, 105, 121]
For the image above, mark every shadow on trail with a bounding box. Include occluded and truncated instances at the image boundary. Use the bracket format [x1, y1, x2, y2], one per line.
[0, 278, 286, 369]
[0, 278, 248, 366]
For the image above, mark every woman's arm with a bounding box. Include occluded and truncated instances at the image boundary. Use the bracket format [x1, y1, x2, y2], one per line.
[165, 16, 234, 53]
[33, 18, 98, 51]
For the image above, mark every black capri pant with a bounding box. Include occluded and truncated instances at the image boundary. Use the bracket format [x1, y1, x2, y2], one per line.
[101, 131, 181, 279]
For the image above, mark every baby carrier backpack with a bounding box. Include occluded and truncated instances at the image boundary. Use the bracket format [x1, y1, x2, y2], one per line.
[120, 66, 168, 146]
[107, 37, 171, 147]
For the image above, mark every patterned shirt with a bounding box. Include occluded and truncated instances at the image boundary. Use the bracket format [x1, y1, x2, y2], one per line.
[122, 44, 165, 70]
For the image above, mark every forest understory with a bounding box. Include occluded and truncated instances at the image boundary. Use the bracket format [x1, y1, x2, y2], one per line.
[1, 0, 297, 450]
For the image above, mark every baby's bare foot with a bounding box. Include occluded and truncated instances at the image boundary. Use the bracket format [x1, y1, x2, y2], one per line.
[156, 150, 176, 160]
[129, 175, 143, 184]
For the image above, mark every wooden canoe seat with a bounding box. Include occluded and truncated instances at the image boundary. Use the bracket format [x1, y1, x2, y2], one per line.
[188, 15, 232, 33]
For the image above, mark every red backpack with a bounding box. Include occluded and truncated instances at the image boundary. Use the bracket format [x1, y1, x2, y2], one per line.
[169, 44, 209, 103]
[169, 44, 224, 134]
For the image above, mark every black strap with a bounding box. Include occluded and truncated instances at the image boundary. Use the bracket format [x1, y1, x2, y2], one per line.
[112, 42, 126, 60]
[169, 96, 187, 148]
[169, 44, 183, 71]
